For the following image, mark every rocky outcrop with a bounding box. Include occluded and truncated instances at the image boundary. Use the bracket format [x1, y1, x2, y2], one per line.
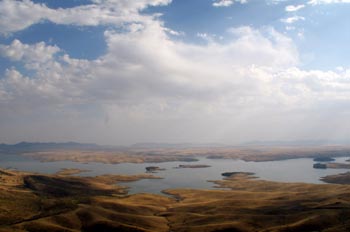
[145, 166, 165, 173]
[313, 163, 327, 169]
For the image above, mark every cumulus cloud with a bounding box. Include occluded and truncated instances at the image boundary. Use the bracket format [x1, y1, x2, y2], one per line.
[1, 19, 350, 143]
[285, 4, 305, 12]
[0, 39, 60, 70]
[212, 0, 247, 7]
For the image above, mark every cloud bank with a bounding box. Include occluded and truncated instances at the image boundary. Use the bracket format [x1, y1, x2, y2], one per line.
[0, 0, 349, 144]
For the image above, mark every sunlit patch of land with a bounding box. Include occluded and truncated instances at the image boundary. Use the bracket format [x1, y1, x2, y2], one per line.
[326, 163, 350, 169]
[55, 168, 90, 176]
[313, 162, 350, 169]
[1, 168, 350, 232]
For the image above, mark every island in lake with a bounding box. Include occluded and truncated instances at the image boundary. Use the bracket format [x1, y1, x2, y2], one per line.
[313, 156, 335, 162]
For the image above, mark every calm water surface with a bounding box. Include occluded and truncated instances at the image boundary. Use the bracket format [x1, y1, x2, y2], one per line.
[0, 153, 349, 194]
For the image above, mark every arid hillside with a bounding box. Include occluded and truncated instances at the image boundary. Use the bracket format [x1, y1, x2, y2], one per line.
[1, 169, 350, 232]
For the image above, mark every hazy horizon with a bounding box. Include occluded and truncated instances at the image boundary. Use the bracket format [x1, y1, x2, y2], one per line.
[2, 139, 350, 148]
[1, 0, 350, 145]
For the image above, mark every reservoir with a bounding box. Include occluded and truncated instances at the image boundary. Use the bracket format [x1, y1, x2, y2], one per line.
[0, 153, 349, 194]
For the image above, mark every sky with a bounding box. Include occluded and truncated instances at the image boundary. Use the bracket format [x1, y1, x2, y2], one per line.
[0, 0, 350, 145]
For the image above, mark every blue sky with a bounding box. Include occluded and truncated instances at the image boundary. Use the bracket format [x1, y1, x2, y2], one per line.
[0, 0, 350, 145]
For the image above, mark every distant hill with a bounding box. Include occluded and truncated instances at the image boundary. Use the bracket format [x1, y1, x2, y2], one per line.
[0, 142, 102, 153]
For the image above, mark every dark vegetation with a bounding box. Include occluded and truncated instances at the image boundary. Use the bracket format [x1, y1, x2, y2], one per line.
[221, 172, 255, 177]
[313, 156, 335, 162]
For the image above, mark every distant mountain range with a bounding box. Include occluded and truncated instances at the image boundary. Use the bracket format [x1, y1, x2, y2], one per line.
[0, 142, 228, 154]
[0, 142, 230, 155]
[0, 142, 103, 153]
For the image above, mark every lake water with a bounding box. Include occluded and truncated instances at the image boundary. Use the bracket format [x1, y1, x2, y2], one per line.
[0, 153, 349, 194]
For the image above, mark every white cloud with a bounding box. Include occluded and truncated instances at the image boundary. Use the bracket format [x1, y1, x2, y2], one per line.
[0, 23, 299, 141]
[0, 0, 171, 35]
[281, 16, 305, 24]
[212, 0, 247, 7]
[213, 0, 234, 7]
[0, 39, 60, 69]
[285, 4, 305, 12]
[308, 0, 350, 5]
[164, 28, 184, 36]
